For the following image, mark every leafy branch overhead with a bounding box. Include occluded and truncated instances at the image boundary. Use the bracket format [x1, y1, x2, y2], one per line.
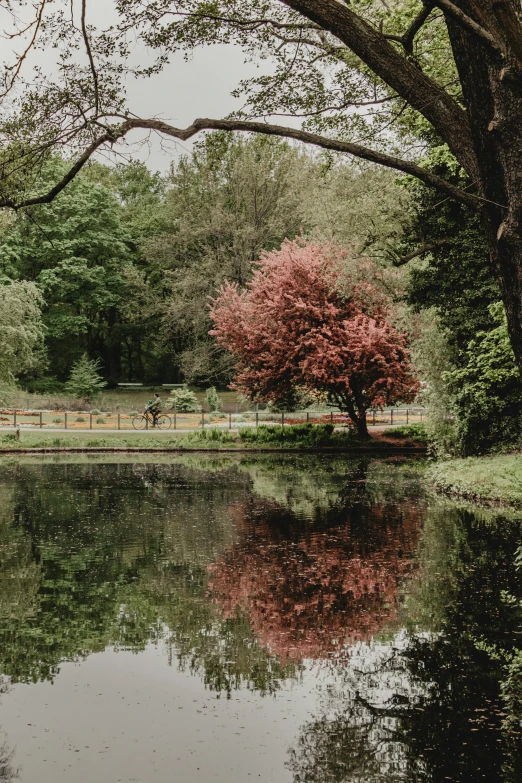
[0, 0, 511, 209]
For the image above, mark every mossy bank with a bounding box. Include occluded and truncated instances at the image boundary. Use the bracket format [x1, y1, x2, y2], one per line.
[428, 454, 522, 508]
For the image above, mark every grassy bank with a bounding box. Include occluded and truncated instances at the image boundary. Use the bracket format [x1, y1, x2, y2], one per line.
[428, 454, 522, 507]
[0, 423, 427, 452]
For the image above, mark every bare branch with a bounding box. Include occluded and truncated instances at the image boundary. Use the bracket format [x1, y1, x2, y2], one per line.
[0, 0, 47, 99]
[81, 0, 100, 115]
[0, 116, 490, 211]
[393, 238, 450, 266]
[403, 3, 437, 53]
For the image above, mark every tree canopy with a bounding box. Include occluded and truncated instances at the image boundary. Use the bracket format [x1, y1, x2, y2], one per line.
[210, 239, 419, 435]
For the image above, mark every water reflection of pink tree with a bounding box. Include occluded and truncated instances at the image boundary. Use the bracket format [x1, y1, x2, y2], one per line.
[208, 501, 421, 661]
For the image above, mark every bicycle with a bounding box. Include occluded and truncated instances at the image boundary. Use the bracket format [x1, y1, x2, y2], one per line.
[132, 411, 172, 430]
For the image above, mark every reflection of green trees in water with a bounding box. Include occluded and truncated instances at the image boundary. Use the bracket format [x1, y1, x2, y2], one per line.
[1, 455, 522, 781]
[287, 504, 522, 783]
[0, 459, 303, 693]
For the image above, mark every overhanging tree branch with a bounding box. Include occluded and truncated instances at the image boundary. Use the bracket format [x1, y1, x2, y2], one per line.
[278, 0, 479, 177]
[434, 0, 504, 53]
[0, 116, 489, 211]
[392, 238, 450, 266]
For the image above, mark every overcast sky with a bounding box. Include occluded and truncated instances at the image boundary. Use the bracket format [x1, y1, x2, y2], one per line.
[123, 44, 264, 172]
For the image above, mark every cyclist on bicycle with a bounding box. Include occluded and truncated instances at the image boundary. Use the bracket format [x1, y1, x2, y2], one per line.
[144, 393, 163, 426]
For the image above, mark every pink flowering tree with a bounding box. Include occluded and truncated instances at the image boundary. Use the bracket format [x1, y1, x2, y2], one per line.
[209, 240, 418, 437]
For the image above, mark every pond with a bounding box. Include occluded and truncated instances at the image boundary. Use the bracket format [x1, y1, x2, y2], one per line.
[0, 454, 521, 782]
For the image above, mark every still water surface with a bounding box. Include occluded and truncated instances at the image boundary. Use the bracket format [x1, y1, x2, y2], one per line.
[0, 454, 521, 782]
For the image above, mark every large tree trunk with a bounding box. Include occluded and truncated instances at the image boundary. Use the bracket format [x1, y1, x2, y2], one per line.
[343, 397, 369, 439]
[448, 2, 522, 372]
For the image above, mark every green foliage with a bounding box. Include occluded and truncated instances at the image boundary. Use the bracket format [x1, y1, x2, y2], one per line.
[89, 408, 102, 416]
[443, 303, 522, 455]
[188, 428, 236, 445]
[406, 170, 496, 353]
[389, 423, 427, 441]
[405, 163, 514, 455]
[205, 386, 221, 412]
[0, 279, 45, 383]
[239, 423, 334, 447]
[65, 354, 107, 401]
[23, 377, 65, 395]
[168, 387, 201, 412]
[0, 156, 168, 384]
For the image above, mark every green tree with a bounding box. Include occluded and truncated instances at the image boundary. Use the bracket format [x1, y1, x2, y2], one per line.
[0, 157, 170, 385]
[0, 279, 45, 388]
[65, 354, 107, 401]
[442, 303, 522, 454]
[205, 387, 221, 412]
[404, 161, 522, 454]
[167, 387, 201, 412]
[147, 133, 314, 384]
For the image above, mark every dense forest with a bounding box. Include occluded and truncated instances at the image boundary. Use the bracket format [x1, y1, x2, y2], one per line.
[0, 133, 410, 388]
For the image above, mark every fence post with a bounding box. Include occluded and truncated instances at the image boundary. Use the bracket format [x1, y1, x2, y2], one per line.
[64, 412, 67, 430]
[306, 411, 309, 424]
[13, 410, 16, 427]
[390, 408, 393, 425]
[330, 411, 333, 425]
[229, 412, 232, 430]
[118, 413, 121, 431]
[146, 414, 148, 430]
[372, 409, 376, 426]
[281, 411, 284, 431]
[174, 405, 177, 430]
[201, 409, 205, 428]
[40, 411, 43, 429]
[406, 408, 409, 425]
[256, 411, 259, 428]
[90, 413, 92, 430]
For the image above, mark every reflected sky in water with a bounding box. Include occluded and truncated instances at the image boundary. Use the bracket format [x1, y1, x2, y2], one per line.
[0, 454, 521, 782]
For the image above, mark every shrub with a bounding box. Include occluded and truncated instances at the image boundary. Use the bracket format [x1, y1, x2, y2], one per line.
[23, 377, 66, 394]
[168, 388, 202, 412]
[65, 354, 107, 401]
[239, 423, 334, 447]
[89, 408, 102, 415]
[52, 417, 62, 424]
[75, 416, 86, 423]
[389, 423, 427, 441]
[205, 386, 222, 412]
[96, 417, 106, 424]
[190, 429, 236, 444]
